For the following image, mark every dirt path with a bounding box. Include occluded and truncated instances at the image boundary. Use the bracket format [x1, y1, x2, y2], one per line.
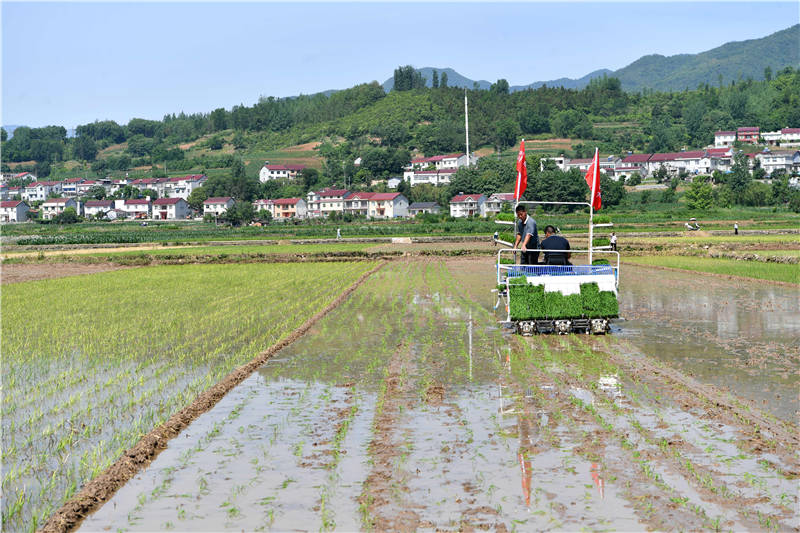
[1, 262, 131, 284]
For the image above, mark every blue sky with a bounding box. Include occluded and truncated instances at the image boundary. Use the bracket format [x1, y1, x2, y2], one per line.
[2, 1, 797, 129]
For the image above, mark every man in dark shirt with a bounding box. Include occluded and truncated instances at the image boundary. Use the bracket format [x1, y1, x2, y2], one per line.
[514, 205, 539, 265]
[540, 225, 571, 265]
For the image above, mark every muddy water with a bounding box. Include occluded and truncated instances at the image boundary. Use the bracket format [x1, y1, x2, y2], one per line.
[81, 259, 797, 531]
[617, 264, 799, 422]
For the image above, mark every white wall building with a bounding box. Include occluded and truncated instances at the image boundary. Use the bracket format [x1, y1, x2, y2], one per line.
[755, 150, 800, 175]
[404, 168, 457, 187]
[203, 197, 234, 217]
[259, 163, 306, 183]
[367, 193, 408, 218]
[153, 197, 191, 219]
[449, 193, 486, 218]
[41, 198, 78, 220]
[23, 181, 62, 202]
[83, 200, 115, 219]
[485, 193, 516, 216]
[714, 131, 736, 147]
[114, 198, 151, 218]
[0, 200, 30, 222]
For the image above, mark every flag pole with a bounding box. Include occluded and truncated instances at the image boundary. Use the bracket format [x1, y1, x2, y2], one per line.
[589, 147, 598, 264]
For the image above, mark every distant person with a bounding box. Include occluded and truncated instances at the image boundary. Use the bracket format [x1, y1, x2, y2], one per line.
[514, 205, 539, 265]
[336, 227, 341, 240]
[540, 225, 571, 265]
[610, 232, 617, 252]
[734, 222, 738, 235]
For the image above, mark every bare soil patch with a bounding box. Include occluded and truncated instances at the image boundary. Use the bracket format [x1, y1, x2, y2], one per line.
[1, 263, 130, 284]
[284, 141, 321, 152]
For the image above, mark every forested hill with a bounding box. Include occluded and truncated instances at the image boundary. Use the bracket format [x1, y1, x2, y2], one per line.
[383, 25, 799, 92]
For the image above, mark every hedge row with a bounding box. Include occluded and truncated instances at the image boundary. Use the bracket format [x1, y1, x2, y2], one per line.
[508, 280, 618, 320]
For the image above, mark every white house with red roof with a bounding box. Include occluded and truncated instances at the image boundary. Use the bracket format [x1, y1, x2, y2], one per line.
[259, 163, 306, 183]
[153, 197, 190, 220]
[203, 197, 234, 217]
[714, 131, 736, 147]
[737, 127, 760, 144]
[409, 152, 476, 171]
[3, 186, 22, 200]
[367, 192, 408, 218]
[60, 178, 86, 197]
[113, 198, 152, 218]
[403, 168, 457, 187]
[621, 153, 651, 173]
[450, 193, 486, 218]
[485, 193, 516, 216]
[762, 128, 800, 147]
[83, 200, 115, 219]
[0, 200, 30, 222]
[23, 181, 62, 202]
[41, 198, 79, 220]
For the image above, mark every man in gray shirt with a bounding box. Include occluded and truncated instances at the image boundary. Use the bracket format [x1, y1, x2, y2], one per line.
[514, 204, 539, 265]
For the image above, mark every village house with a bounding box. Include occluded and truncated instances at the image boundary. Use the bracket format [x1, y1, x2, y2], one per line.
[403, 168, 458, 187]
[271, 198, 307, 219]
[763, 127, 800, 147]
[83, 200, 115, 219]
[755, 150, 800, 175]
[540, 155, 567, 171]
[408, 152, 477, 171]
[253, 199, 274, 217]
[485, 193, 516, 217]
[161, 175, 207, 200]
[737, 127, 760, 144]
[1, 172, 37, 184]
[306, 188, 350, 218]
[114, 198, 151, 219]
[203, 197, 234, 217]
[367, 192, 408, 218]
[0, 200, 30, 222]
[408, 202, 441, 216]
[259, 163, 306, 183]
[714, 131, 736, 147]
[153, 197, 191, 220]
[450, 193, 486, 218]
[343, 192, 375, 217]
[621, 153, 652, 175]
[60, 178, 85, 197]
[23, 181, 63, 202]
[2, 186, 22, 200]
[41, 198, 79, 220]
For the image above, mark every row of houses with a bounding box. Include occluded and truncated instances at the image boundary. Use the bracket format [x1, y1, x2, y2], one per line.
[403, 152, 478, 187]
[0, 175, 208, 203]
[715, 127, 800, 148]
[544, 148, 800, 179]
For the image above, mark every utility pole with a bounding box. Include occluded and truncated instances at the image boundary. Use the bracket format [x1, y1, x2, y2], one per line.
[464, 89, 470, 166]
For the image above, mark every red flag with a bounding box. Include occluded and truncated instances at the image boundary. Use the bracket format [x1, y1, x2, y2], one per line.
[515, 140, 527, 200]
[584, 147, 602, 210]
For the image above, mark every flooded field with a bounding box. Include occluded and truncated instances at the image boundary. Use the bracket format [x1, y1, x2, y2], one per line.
[81, 258, 798, 532]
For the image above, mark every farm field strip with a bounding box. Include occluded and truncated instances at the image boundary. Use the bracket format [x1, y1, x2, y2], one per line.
[1, 261, 374, 531]
[623, 255, 800, 283]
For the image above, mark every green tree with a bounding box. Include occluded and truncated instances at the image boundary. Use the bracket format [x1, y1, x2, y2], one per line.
[85, 185, 107, 200]
[53, 206, 80, 224]
[432, 69, 439, 89]
[440, 71, 448, 88]
[727, 152, 752, 202]
[187, 187, 209, 211]
[73, 135, 98, 161]
[221, 201, 255, 226]
[685, 176, 713, 209]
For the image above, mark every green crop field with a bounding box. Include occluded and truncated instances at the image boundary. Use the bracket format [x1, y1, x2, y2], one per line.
[624, 255, 799, 284]
[0, 261, 374, 530]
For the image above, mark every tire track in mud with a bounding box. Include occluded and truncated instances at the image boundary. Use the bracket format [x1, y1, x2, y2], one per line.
[594, 336, 800, 465]
[511, 336, 711, 531]
[40, 262, 385, 533]
[359, 340, 422, 531]
[529, 335, 797, 530]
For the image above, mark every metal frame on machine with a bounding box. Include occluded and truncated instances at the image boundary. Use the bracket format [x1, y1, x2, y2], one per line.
[493, 200, 620, 326]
